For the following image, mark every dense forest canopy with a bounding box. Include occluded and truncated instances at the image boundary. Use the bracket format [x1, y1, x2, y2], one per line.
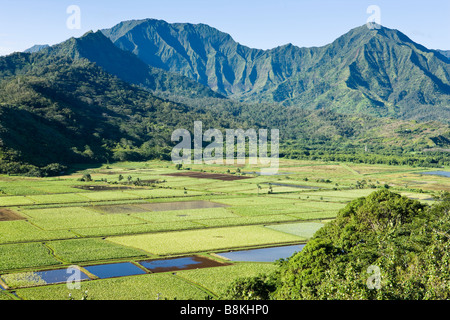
[223, 190, 450, 300]
[0, 21, 449, 175]
[102, 20, 450, 122]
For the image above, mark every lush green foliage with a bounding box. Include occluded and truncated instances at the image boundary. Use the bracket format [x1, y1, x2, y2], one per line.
[15, 273, 209, 300]
[1, 271, 47, 288]
[0, 221, 74, 244]
[103, 20, 450, 122]
[222, 274, 277, 300]
[0, 243, 60, 271]
[0, 50, 242, 175]
[178, 263, 279, 297]
[108, 225, 304, 255]
[46, 238, 147, 263]
[0, 159, 446, 300]
[0, 24, 449, 176]
[265, 222, 325, 239]
[226, 190, 450, 300]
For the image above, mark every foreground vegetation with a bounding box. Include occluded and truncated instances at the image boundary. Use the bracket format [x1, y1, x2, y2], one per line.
[224, 189, 450, 300]
[0, 159, 448, 300]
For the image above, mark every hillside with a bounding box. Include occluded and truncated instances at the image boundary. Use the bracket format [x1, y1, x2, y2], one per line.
[23, 44, 49, 53]
[0, 53, 240, 175]
[21, 32, 224, 101]
[0, 21, 449, 175]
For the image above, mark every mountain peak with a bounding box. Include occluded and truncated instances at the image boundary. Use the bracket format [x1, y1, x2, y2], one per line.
[98, 19, 450, 121]
[21, 28, 225, 100]
[341, 24, 427, 49]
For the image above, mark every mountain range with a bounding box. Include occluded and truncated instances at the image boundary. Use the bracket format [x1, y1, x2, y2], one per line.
[101, 19, 450, 122]
[0, 18, 449, 175]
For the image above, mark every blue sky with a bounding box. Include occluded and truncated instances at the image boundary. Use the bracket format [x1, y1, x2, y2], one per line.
[0, 0, 449, 55]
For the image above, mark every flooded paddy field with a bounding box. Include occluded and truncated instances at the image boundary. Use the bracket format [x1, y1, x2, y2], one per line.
[83, 262, 146, 279]
[215, 244, 305, 262]
[35, 268, 91, 284]
[138, 255, 230, 273]
[1, 268, 90, 288]
[420, 171, 450, 178]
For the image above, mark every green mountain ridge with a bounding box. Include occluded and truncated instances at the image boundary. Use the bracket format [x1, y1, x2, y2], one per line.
[0, 50, 240, 175]
[0, 20, 449, 175]
[23, 44, 50, 54]
[25, 31, 225, 101]
[102, 19, 450, 122]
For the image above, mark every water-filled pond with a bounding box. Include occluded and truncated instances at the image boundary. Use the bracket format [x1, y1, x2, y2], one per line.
[139, 256, 229, 273]
[420, 171, 450, 178]
[216, 244, 305, 262]
[36, 268, 90, 284]
[84, 262, 146, 279]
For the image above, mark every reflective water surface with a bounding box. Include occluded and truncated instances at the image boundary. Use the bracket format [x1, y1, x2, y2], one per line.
[216, 244, 305, 262]
[84, 262, 146, 279]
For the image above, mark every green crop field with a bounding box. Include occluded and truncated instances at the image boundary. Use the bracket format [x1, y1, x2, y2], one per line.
[0, 196, 36, 207]
[46, 238, 149, 263]
[14, 273, 209, 300]
[71, 220, 204, 237]
[0, 221, 75, 244]
[196, 214, 298, 228]
[131, 207, 237, 223]
[0, 243, 61, 272]
[0, 292, 12, 300]
[107, 225, 305, 255]
[19, 207, 145, 231]
[0, 158, 446, 300]
[265, 222, 326, 239]
[176, 263, 280, 296]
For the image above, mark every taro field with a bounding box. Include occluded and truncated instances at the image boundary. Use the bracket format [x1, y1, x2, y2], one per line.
[0, 159, 447, 300]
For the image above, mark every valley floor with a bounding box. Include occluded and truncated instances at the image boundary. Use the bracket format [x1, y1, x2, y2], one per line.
[0, 159, 448, 300]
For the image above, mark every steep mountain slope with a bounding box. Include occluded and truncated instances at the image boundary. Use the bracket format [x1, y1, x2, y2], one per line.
[437, 50, 450, 60]
[0, 52, 238, 175]
[101, 18, 302, 97]
[23, 44, 49, 53]
[102, 19, 450, 122]
[101, 19, 268, 96]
